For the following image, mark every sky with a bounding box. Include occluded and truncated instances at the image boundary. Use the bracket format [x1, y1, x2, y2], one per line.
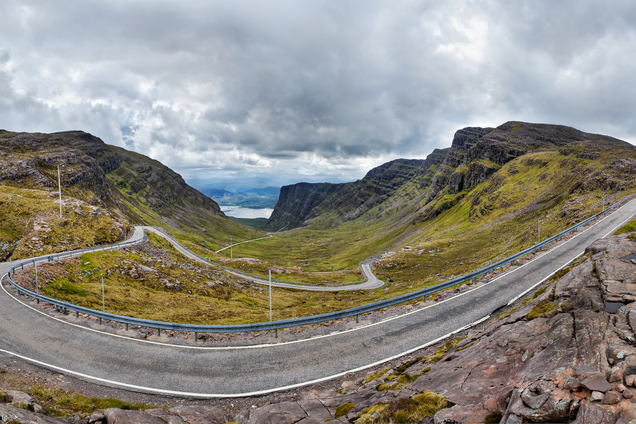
[2, 1, 636, 190]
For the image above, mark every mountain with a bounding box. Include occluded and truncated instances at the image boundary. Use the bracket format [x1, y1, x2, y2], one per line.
[0, 130, 257, 258]
[202, 188, 233, 198]
[266, 152, 448, 231]
[267, 121, 635, 231]
[258, 121, 636, 278]
[205, 186, 280, 209]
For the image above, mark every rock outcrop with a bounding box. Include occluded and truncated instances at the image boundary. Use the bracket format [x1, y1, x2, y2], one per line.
[266, 151, 448, 231]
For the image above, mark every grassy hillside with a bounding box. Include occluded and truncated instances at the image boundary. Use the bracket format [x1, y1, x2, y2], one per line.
[221, 122, 636, 288]
[0, 130, 258, 259]
[5, 122, 636, 324]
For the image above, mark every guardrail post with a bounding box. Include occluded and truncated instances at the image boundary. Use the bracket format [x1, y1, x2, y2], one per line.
[126, 323, 128, 331]
[356, 314, 359, 323]
[99, 317, 102, 325]
[158, 328, 161, 337]
[194, 331, 197, 342]
[275, 328, 278, 338]
[76, 310, 79, 318]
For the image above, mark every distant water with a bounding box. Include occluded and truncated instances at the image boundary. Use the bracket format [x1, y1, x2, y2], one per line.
[220, 206, 273, 219]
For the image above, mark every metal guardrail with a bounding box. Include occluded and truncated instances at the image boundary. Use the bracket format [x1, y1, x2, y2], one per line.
[5, 194, 636, 335]
[152, 228, 367, 287]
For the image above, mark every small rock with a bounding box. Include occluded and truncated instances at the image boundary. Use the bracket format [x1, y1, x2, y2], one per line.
[603, 390, 622, 405]
[341, 381, 357, 391]
[626, 374, 636, 387]
[609, 358, 615, 365]
[617, 384, 627, 392]
[6, 390, 33, 405]
[506, 414, 523, 424]
[103, 408, 165, 423]
[610, 367, 624, 383]
[624, 389, 634, 399]
[88, 412, 106, 423]
[621, 402, 636, 420]
[591, 391, 605, 402]
[582, 375, 613, 392]
[564, 376, 581, 390]
[484, 397, 499, 413]
[575, 401, 619, 423]
[520, 388, 549, 410]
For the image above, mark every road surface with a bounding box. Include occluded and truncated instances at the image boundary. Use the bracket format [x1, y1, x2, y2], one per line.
[0, 201, 633, 397]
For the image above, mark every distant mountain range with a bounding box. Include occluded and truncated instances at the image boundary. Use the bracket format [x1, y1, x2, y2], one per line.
[203, 187, 280, 209]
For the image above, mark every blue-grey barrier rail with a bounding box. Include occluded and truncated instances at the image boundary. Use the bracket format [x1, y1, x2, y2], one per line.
[5, 193, 635, 335]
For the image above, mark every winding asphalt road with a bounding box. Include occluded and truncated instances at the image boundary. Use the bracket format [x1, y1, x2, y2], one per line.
[0, 201, 634, 397]
[145, 226, 384, 291]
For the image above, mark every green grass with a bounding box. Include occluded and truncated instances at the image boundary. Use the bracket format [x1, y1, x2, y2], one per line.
[228, 217, 269, 230]
[355, 390, 451, 423]
[526, 299, 558, 320]
[0, 368, 156, 418]
[335, 402, 356, 418]
[0, 185, 132, 260]
[13, 235, 416, 325]
[615, 219, 636, 235]
[28, 386, 154, 418]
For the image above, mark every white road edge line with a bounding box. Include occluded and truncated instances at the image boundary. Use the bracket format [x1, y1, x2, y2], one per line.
[506, 252, 584, 306]
[3, 200, 634, 352]
[0, 202, 633, 397]
[0, 313, 492, 398]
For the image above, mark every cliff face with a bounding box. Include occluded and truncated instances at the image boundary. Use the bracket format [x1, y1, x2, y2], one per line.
[268, 121, 636, 231]
[265, 150, 448, 231]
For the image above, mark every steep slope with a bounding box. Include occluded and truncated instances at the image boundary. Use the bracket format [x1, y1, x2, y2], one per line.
[238, 121, 636, 279]
[0, 130, 257, 257]
[269, 121, 631, 232]
[266, 150, 448, 231]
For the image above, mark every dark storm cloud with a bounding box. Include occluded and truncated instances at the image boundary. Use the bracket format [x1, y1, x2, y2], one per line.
[1, 0, 636, 185]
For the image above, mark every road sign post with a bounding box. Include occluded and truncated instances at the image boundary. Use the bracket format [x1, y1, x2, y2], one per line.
[101, 277, 105, 314]
[58, 165, 62, 218]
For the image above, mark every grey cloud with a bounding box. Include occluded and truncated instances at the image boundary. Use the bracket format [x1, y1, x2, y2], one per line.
[0, 0, 636, 186]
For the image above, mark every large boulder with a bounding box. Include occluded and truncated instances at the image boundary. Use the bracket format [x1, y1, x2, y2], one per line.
[248, 402, 308, 424]
[168, 405, 232, 424]
[103, 408, 166, 424]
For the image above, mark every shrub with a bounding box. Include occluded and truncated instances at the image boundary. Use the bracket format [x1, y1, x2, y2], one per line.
[335, 402, 356, 418]
[526, 299, 558, 320]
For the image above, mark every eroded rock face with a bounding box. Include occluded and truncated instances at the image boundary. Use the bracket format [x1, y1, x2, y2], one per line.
[0, 403, 64, 423]
[407, 235, 636, 423]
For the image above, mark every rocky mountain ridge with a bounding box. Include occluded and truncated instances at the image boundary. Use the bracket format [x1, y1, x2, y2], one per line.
[267, 121, 635, 231]
[266, 150, 448, 231]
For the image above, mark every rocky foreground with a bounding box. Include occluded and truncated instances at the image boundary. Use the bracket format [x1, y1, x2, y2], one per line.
[4, 233, 636, 423]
